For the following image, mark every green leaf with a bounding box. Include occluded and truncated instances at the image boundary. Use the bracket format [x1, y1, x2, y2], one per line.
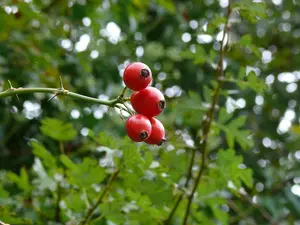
[291, 125, 300, 135]
[40, 117, 77, 141]
[90, 131, 118, 149]
[175, 91, 207, 127]
[0, 207, 32, 224]
[216, 149, 253, 189]
[238, 67, 246, 80]
[7, 167, 31, 193]
[121, 137, 144, 171]
[32, 158, 57, 191]
[62, 157, 106, 188]
[156, 0, 175, 13]
[181, 46, 207, 65]
[217, 114, 253, 150]
[31, 141, 56, 169]
[99, 199, 125, 224]
[246, 71, 268, 93]
[60, 155, 77, 170]
[207, 15, 226, 33]
[233, 1, 266, 23]
[64, 190, 86, 212]
[218, 107, 232, 124]
[239, 34, 252, 46]
[144, 42, 164, 59]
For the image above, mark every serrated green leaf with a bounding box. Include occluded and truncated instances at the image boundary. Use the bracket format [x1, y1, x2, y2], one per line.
[233, 1, 266, 23]
[216, 149, 253, 189]
[218, 107, 232, 124]
[7, 167, 31, 193]
[211, 205, 228, 224]
[63, 157, 106, 188]
[99, 200, 125, 224]
[247, 71, 268, 92]
[60, 155, 77, 170]
[229, 116, 247, 129]
[217, 114, 253, 150]
[40, 117, 77, 141]
[0, 207, 32, 224]
[32, 158, 57, 191]
[121, 137, 144, 171]
[31, 141, 56, 169]
[91, 131, 118, 149]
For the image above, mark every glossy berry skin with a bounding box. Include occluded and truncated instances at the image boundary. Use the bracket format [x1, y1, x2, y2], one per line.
[131, 87, 166, 118]
[126, 114, 152, 142]
[123, 62, 152, 91]
[144, 118, 166, 145]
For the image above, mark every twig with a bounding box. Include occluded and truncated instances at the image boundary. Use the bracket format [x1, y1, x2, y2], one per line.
[242, 194, 279, 225]
[0, 85, 129, 108]
[228, 199, 255, 224]
[80, 169, 119, 225]
[164, 149, 196, 224]
[181, 4, 232, 225]
[59, 141, 65, 154]
[55, 185, 61, 222]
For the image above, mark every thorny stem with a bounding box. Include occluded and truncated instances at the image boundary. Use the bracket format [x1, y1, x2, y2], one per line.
[0, 86, 130, 112]
[80, 169, 119, 225]
[181, 5, 232, 225]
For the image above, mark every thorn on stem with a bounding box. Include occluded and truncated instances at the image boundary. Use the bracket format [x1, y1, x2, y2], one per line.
[8, 80, 13, 89]
[47, 93, 58, 102]
[59, 76, 64, 90]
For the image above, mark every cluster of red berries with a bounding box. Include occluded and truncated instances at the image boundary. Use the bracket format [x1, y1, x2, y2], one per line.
[123, 62, 166, 146]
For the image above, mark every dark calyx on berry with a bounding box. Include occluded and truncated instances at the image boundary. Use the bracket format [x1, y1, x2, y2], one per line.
[157, 100, 166, 110]
[157, 138, 166, 146]
[140, 131, 149, 140]
[140, 68, 150, 78]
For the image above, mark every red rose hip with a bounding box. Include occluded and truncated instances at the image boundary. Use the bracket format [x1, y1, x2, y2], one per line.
[144, 118, 166, 145]
[126, 114, 152, 142]
[123, 62, 152, 91]
[130, 87, 166, 118]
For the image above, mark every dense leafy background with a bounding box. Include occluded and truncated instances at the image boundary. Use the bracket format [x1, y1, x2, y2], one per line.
[1, 0, 300, 224]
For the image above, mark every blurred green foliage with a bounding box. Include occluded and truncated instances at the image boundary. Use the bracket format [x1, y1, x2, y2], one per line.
[1, 0, 300, 224]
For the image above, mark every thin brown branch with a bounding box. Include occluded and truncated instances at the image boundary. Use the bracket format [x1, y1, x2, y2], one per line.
[80, 169, 119, 225]
[164, 149, 196, 224]
[55, 185, 61, 222]
[181, 4, 232, 225]
[242, 194, 279, 225]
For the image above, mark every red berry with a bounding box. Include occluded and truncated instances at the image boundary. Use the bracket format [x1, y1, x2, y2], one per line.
[144, 118, 166, 145]
[130, 87, 166, 118]
[126, 114, 152, 142]
[123, 62, 152, 91]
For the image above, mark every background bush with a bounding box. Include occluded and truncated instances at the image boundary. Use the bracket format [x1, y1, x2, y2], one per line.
[1, 0, 300, 224]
